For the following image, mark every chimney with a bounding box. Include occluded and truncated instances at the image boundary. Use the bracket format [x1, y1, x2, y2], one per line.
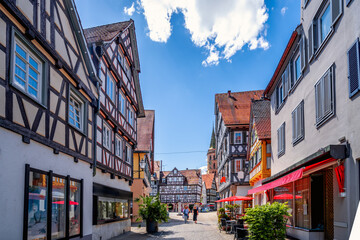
[228, 90, 231, 97]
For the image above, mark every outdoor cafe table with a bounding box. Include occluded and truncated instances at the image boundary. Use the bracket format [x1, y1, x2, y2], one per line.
[226, 220, 237, 234]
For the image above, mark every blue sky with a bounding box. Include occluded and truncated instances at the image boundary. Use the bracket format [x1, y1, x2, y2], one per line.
[76, 0, 300, 172]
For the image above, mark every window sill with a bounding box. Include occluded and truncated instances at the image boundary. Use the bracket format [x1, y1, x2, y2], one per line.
[315, 111, 335, 129]
[292, 135, 304, 146]
[68, 123, 87, 136]
[278, 151, 285, 158]
[10, 84, 47, 110]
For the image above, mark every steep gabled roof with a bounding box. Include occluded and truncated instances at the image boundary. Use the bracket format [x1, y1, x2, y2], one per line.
[83, 21, 132, 44]
[251, 99, 271, 140]
[215, 90, 263, 126]
[162, 169, 201, 185]
[136, 110, 155, 152]
[202, 173, 216, 190]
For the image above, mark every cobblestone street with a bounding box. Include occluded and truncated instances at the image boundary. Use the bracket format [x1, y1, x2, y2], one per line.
[111, 212, 234, 240]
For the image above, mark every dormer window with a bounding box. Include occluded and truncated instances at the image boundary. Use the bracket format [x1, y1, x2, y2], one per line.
[174, 169, 177, 174]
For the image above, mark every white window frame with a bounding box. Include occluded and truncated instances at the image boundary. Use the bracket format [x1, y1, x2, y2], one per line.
[13, 37, 43, 101]
[103, 123, 112, 150]
[119, 92, 126, 116]
[294, 51, 301, 82]
[126, 144, 132, 163]
[234, 131, 242, 144]
[115, 135, 123, 158]
[69, 92, 84, 131]
[106, 74, 115, 103]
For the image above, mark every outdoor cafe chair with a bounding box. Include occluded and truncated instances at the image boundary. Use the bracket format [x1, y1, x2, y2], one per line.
[234, 227, 248, 240]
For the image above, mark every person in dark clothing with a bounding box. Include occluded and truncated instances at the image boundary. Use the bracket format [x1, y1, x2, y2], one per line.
[192, 206, 199, 224]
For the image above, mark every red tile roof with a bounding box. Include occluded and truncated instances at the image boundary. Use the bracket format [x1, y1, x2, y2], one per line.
[84, 21, 132, 44]
[162, 169, 201, 185]
[202, 173, 215, 190]
[250, 99, 271, 140]
[215, 90, 264, 126]
[136, 110, 155, 152]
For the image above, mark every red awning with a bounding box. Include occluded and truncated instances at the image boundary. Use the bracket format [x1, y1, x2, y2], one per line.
[215, 196, 253, 203]
[248, 158, 337, 195]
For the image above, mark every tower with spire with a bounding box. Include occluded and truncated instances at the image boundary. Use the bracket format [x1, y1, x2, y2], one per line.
[207, 128, 217, 175]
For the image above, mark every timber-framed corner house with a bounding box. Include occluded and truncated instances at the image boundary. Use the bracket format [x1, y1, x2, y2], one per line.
[214, 90, 262, 201]
[0, 0, 144, 239]
[0, 0, 99, 239]
[84, 20, 144, 239]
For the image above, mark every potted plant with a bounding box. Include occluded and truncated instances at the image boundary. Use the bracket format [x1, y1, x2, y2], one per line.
[135, 195, 169, 233]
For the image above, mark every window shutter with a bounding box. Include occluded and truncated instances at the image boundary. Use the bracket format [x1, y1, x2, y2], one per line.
[297, 105, 302, 139]
[242, 131, 247, 144]
[300, 102, 305, 138]
[308, 24, 314, 61]
[331, 0, 342, 25]
[287, 63, 292, 91]
[347, 40, 360, 97]
[312, 20, 318, 53]
[315, 80, 323, 121]
[277, 128, 280, 154]
[282, 124, 285, 153]
[292, 110, 296, 141]
[301, 34, 307, 71]
[282, 72, 288, 98]
[230, 132, 234, 144]
[323, 70, 332, 115]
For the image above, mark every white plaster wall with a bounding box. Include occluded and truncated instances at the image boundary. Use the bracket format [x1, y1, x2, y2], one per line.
[270, 1, 360, 239]
[0, 128, 93, 239]
[92, 220, 131, 240]
[92, 168, 131, 240]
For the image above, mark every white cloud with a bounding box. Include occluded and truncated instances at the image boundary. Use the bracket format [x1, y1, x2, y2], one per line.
[199, 166, 207, 175]
[281, 7, 288, 16]
[138, 0, 269, 66]
[124, 3, 135, 16]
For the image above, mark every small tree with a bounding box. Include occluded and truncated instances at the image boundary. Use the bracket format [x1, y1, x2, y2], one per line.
[243, 202, 291, 240]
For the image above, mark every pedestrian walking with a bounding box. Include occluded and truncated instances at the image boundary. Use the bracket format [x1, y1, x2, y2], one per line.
[192, 206, 199, 224]
[183, 205, 190, 224]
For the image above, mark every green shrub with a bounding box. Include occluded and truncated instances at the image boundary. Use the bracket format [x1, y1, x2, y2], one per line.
[218, 213, 230, 223]
[135, 195, 169, 223]
[242, 202, 291, 240]
[219, 207, 225, 214]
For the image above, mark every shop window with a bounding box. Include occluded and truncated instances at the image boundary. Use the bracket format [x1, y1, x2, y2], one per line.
[96, 197, 129, 224]
[24, 166, 82, 240]
[295, 177, 311, 229]
[273, 183, 294, 226]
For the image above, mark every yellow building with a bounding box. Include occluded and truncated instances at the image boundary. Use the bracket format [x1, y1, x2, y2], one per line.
[247, 99, 271, 206]
[131, 110, 155, 222]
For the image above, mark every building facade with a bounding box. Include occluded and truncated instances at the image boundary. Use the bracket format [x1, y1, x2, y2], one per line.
[207, 128, 217, 175]
[249, 0, 360, 239]
[0, 0, 99, 239]
[131, 110, 155, 222]
[201, 173, 217, 210]
[214, 91, 262, 200]
[150, 160, 161, 197]
[247, 99, 271, 206]
[159, 168, 202, 212]
[84, 20, 144, 239]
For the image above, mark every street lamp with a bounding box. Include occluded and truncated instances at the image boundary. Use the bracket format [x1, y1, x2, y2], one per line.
[139, 159, 146, 169]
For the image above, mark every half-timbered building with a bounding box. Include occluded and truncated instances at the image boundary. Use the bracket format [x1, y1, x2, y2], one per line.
[214, 90, 262, 202]
[84, 20, 144, 239]
[247, 99, 271, 206]
[0, 0, 99, 239]
[159, 168, 202, 212]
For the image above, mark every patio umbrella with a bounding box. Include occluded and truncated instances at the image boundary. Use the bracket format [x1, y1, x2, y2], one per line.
[215, 196, 253, 203]
[52, 201, 79, 205]
[273, 194, 302, 200]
